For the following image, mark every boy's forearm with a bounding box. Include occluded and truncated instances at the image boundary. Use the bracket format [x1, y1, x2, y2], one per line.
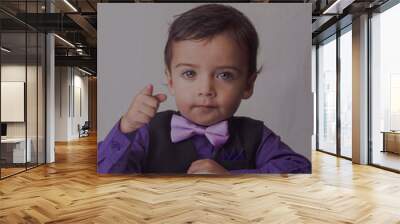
[97, 119, 142, 173]
[245, 126, 311, 174]
[120, 114, 140, 134]
[229, 161, 311, 174]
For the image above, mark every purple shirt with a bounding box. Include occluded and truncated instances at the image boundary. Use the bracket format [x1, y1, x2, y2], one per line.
[97, 119, 311, 174]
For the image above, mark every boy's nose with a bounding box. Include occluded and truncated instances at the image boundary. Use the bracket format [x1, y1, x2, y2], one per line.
[197, 75, 216, 98]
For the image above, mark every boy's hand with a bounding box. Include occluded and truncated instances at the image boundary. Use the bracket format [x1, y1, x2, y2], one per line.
[120, 84, 167, 133]
[187, 159, 230, 175]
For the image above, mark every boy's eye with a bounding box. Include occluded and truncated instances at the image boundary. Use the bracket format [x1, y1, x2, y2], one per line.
[216, 72, 234, 80]
[181, 70, 196, 79]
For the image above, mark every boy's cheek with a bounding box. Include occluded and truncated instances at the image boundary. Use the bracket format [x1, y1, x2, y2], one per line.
[166, 82, 176, 95]
[166, 73, 177, 95]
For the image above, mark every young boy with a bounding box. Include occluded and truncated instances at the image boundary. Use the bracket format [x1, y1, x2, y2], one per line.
[98, 4, 311, 174]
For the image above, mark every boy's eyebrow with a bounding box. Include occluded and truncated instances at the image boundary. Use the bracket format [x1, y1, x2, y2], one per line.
[175, 63, 199, 68]
[215, 66, 242, 73]
[175, 63, 242, 73]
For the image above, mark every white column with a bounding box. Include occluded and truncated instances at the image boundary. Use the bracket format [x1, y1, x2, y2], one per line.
[352, 14, 369, 164]
[46, 1, 55, 163]
[46, 33, 55, 163]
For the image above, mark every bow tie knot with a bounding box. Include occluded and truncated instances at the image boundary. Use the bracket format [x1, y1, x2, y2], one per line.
[170, 114, 230, 149]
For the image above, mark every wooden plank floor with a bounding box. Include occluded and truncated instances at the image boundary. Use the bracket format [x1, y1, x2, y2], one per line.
[1, 167, 26, 178]
[1, 134, 400, 224]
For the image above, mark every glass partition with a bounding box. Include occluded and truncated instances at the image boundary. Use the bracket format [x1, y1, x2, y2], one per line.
[317, 35, 337, 155]
[27, 31, 38, 170]
[38, 32, 45, 165]
[370, 2, 400, 171]
[0, 1, 46, 179]
[1, 31, 28, 177]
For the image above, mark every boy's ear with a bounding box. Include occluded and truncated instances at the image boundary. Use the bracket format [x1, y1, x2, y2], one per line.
[165, 69, 175, 96]
[242, 73, 257, 99]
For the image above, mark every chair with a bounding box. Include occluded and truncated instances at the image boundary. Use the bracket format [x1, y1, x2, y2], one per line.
[78, 121, 90, 138]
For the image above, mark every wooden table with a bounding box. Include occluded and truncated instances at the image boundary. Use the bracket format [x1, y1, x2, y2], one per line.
[0, 138, 32, 163]
[381, 131, 400, 154]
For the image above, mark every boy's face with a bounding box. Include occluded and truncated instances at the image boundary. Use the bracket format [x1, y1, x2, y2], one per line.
[166, 32, 257, 126]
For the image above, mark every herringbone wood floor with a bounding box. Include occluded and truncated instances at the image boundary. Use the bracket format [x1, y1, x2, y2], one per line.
[1, 134, 400, 223]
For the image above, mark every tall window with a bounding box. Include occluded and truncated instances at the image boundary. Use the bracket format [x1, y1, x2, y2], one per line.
[317, 36, 337, 154]
[317, 25, 353, 158]
[370, 2, 400, 171]
[340, 27, 352, 158]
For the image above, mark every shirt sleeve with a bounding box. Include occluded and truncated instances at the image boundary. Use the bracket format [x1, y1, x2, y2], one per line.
[230, 126, 311, 174]
[97, 119, 149, 174]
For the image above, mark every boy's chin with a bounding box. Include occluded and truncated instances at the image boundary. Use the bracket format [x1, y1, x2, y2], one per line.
[180, 109, 232, 126]
[188, 115, 228, 126]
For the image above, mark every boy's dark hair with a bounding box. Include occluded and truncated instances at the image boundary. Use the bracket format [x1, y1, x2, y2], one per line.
[164, 4, 262, 77]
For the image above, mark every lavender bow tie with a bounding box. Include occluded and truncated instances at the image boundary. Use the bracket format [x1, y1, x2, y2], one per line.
[170, 114, 230, 149]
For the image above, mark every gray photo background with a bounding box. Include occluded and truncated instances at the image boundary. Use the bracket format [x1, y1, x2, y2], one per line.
[98, 3, 312, 160]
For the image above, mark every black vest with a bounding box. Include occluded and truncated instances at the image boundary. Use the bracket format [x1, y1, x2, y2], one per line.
[144, 110, 264, 173]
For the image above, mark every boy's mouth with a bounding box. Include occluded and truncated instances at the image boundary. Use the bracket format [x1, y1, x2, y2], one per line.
[194, 104, 217, 108]
[193, 105, 218, 111]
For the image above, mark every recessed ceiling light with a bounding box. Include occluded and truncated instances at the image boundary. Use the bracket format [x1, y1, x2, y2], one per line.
[322, 0, 354, 14]
[1, 47, 11, 53]
[63, 0, 78, 12]
[78, 67, 93, 76]
[54, 34, 75, 48]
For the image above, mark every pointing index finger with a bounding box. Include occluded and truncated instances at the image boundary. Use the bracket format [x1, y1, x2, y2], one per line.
[141, 84, 153, 96]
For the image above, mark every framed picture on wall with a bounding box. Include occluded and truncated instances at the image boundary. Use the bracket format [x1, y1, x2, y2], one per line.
[1, 81, 25, 122]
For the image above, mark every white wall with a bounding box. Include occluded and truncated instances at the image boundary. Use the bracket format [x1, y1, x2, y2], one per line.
[55, 66, 68, 141]
[72, 72, 89, 138]
[98, 3, 313, 159]
[55, 67, 89, 141]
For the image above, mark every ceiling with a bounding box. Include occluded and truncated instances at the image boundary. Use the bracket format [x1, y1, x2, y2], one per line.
[0, 0, 392, 75]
